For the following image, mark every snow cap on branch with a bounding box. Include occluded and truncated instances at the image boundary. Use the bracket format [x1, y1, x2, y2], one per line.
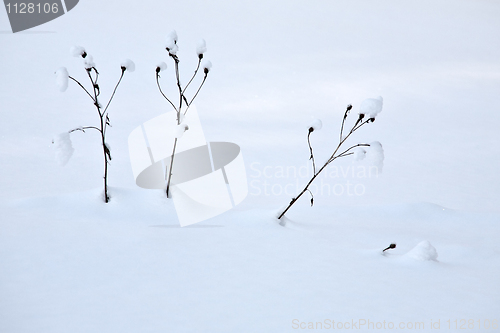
[174, 123, 189, 139]
[166, 30, 179, 55]
[359, 96, 383, 120]
[203, 60, 212, 74]
[353, 147, 367, 161]
[156, 61, 168, 73]
[53, 132, 74, 166]
[55, 67, 69, 92]
[70, 46, 87, 58]
[367, 141, 384, 173]
[83, 55, 95, 70]
[121, 59, 135, 72]
[196, 39, 207, 59]
[308, 118, 323, 132]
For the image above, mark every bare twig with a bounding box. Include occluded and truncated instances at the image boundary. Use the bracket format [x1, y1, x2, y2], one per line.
[340, 104, 352, 143]
[307, 129, 316, 175]
[156, 73, 178, 112]
[103, 69, 125, 116]
[182, 58, 202, 96]
[160, 38, 210, 198]
[184, 74, 207, 115]
[69, 126, 101, 134]
[68, 76, 95, 102]
[277, 108, 375, 220]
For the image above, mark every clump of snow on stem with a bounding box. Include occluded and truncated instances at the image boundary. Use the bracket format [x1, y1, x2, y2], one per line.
[366, 141, 384, 173]
[360, 96, 383, 119]
[70, 46, 86, 58]
[156, 61, 167, 72]
[308, 118, 322, 132]
[174, 123, 189, 139]
[53, 132, 74, 166]
[84, 55, 95, 69]
[121, 59, 135, 72]
[196, 39, 207, 57]
[166, 30, 179, 55]
[203, 60, 212, 74]
[55, 67, 69, 92]
[353, 147, 367, 161]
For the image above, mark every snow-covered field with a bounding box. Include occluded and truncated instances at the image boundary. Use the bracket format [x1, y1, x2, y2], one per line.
[1, 1, 499, 332]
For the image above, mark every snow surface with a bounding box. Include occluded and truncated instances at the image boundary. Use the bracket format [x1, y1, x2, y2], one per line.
[1, 0, 500, 332]
[1, 191, 499, 332]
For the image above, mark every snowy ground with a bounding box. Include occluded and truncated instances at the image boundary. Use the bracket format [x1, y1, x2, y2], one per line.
[1, 1, 499, 332]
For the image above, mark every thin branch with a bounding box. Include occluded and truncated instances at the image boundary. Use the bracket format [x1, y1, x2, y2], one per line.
[103, 69, 125, 116]
[93, 67, 99, 85]
[86, 69, 102, 117]
[350, 117, 371, 134]
[307, 130, 316, 175]
[166, 58, 183, 197]
[184, 74, 207, 115]
[174, 60, 183, 123]
[306, 189, 314, 206]
[69, 126, 102, 134]
[181, 58, 202, 96]
[68, 76, 95, 102]
[340, 104, 352, 143]
[328, 143, 370, 164]
[336, 152, 354, 158]
[156, 73, 178, 112]
[166, 137, 178, 198]
[278, 113, 375, 220]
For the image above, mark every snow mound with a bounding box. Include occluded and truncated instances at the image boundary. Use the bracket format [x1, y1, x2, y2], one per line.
[52, 132, 74, 166]
[405, 240, 438, 261]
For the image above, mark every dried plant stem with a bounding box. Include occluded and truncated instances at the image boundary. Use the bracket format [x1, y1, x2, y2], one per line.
[277, 116, 371, 220]
[70, 67, 126, 203]
[159, 48, 209, 198]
